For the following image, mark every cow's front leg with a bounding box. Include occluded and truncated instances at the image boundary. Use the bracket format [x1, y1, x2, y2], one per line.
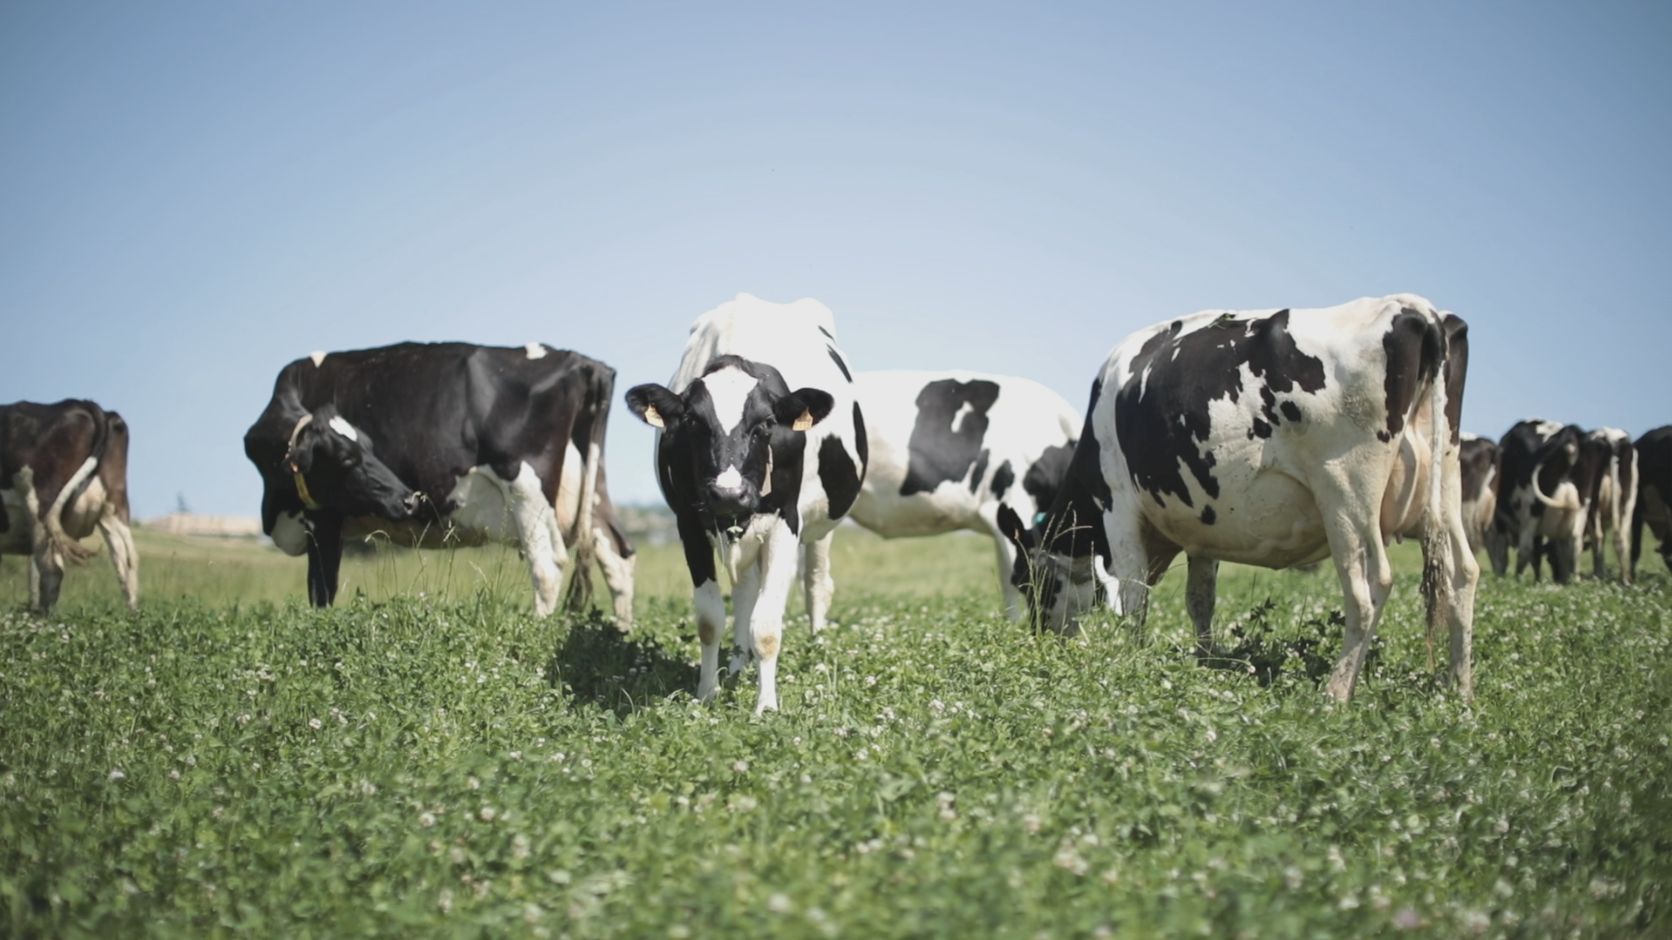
[749, 525, 802, 714]
[305, 514, 344, 607]
[1185, 555, 1218, 658]
[728, 563, 762, 677]
[507, 466, 567, 617]
[694, 579, 726, 702]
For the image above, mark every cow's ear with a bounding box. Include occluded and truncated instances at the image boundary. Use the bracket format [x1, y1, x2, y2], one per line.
[626, 384, 683, 430]
[996, 503, 1035, 550]
[776, 388, 835, 431]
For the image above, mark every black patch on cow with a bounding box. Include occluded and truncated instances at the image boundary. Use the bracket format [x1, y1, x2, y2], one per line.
[1201, 505, 1217, 525]
[852, 403, 868, 471]
[989, 459, 1015, 498]
[899, 378, 1001, 496]
[1441, 315, 1468, 445]
[1459, 437, 1499, 502]
[1249, 418, 1272, 440]
[1022, 442, 1074, 518]
[1039, 380, 1115, 564]
[968, 449, 991, 493]
[1114, 309, 1325, 507]
[1280, 401, 1301, 422]
[818, 326, 835, 341]
[1380, 307, 1444, 443]
[818, 434, 862, 520]
[765, 429, 808, 535]
[825, 346, 853, 383]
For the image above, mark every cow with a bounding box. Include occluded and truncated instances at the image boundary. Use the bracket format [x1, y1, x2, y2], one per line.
[996, 294, 1477, 703]
[1457, 433, 1500, 555]
[243, 342, 635, 622]
[626, 293, 866, 714]
[1584, 427, 1637, 584]
[1631, 425, 1672, 579]
[830, 370, 1078, 621]
[1, 400, 139, 612]
[1487, 419, 1598, 583]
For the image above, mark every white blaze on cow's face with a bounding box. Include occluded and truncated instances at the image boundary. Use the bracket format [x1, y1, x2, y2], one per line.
[700, 364, 761, 435]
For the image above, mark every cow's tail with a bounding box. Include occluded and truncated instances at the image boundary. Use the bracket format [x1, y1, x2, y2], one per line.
[1528, 451, 1583, 512]
[1420, 320, 1452, 667]
[43, 403, 109, 565]
[562, 364, 610, 612]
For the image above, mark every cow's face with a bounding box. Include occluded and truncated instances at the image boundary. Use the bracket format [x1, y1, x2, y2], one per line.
[627, 356, 834, 531]
[997, 504, 1097, 633]
[285, 407, 420, 519]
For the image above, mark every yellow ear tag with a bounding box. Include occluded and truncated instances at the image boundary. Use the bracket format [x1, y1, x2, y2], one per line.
[643, 405, 664, 429]
[792, 410, 814, 431]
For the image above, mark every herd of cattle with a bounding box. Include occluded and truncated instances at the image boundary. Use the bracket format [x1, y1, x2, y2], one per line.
[4, 293, 1669, 711]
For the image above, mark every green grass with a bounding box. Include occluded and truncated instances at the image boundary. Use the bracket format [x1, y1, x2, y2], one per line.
[2, 529, 1669, 936]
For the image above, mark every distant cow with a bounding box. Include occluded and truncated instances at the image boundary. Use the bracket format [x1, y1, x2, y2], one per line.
[1457, 434, 1500, 555]
[998, 295, 1477, 702]
[1584, 427, 1637, 584]
[1488, 419, 1598, 583]
[243, 342, 634, 621]
[627, 294, 867, 713]
[1, 400, 138, 611]
[1631, 425, 1672, 578]
[838, 370, 1078, 620]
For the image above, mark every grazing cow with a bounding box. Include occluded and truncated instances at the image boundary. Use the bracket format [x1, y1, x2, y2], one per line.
[243, 342, 635, 621]
[1, 400, 138, 611]
[834, 370, 1078, 620]
[1457, 434, 1500, 555]
[626, 294, 866, 713]
[1584, 427, 1637, 584]
[1487, 419, 1598, 583]
[1631, 425, 1672, 578]
[996, 295, 1477, 702]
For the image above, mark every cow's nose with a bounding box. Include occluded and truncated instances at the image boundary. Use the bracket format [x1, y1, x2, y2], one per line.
[706, 480, 752, 516]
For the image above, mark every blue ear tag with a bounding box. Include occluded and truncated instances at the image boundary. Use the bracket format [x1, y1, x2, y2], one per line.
[1033, 512, 1049, 527]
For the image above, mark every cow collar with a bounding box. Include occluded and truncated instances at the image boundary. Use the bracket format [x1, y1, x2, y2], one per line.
[293, 470, 322, 511]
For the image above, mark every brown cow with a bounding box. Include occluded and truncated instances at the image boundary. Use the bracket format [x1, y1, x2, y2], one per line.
[1, 400, 138, 611]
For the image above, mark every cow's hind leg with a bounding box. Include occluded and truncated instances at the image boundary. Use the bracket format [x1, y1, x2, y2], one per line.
[98, 512, 139, 610]
[1318, 480, 1395, 702]
[593, 526, 637, 628]
[728, 564, 762, 677]
[1425, 463, 1478, 699]
[801, 531, 835, 633]
[507, 468, 568, 617]
[32, 546, 64, 613]
[1186, 555, 1218, 659]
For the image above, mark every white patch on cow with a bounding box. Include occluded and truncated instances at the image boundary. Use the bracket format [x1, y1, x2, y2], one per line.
[950, 400, 975, 431]
[445, 462, 566, 615]
[715, 464, 744, 492]
[700, 364, 759, 434]
[310, 351, 326, 367]
[327, 416, 359, 442]
[525, 342, 548, 360]
[271, 511, 309, 556]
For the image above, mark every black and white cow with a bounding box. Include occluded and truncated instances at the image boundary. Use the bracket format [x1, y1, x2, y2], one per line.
[997, 295, 1477, 702]
[243, 342, 635, 621]
[626, 294, 866, 713]
[1, 400, 139, 611]
[1631, 425, 1672, 578]
[833, 370, 1077, 620]
[1486, 419, 1597, 584]
[1457, 433, 1500, 555]
[1583, 427, 1637, 584]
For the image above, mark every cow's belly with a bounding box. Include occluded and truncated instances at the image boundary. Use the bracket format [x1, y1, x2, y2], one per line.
[849, 479, 980, 538]
[1139, 467, 1330, 569]
[0, 485, 30, 553]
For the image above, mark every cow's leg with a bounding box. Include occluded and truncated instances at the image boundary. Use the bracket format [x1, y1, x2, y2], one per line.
[801, 531, 835, 633]
[1524, 533, 1543, 582]
[1101, 507, 1158, 634]
[1318, 481, 1395, 703]
[1613, 504, 1633, 586]
[1590, 508, 1608, 580]
[728, 564, 763, 677]
[506, 467, 567, 617]
[1185, 555, 1218, 658]
[32, 546, 64, 613]
[694, 579, 725, 702]
[987, 522, 1025, 622]
[749, 524, 801, 714]
[1485, 521, 1509, 577]
[1429, 459, 1479, 699]
[1553, 528, 1580, 585]
[592, 526, 637, 629]
[305, 515, 344, 606]
[97, 512, 139, 610]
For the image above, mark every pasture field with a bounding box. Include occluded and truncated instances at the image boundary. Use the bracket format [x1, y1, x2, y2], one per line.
[2, 527, 1670, 937]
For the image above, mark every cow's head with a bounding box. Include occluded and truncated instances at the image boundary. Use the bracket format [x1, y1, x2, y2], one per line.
[996, 503, 1102, 634]
[626, 356, 834, 532]
[284, 406, 421, 519]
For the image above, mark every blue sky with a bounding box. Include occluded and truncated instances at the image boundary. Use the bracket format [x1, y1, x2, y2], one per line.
[4, 1, 1669, 518]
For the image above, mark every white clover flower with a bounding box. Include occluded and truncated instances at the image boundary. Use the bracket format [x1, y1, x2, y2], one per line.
[419, 812, 437, 828]
[767, 893, 792, 913]
[479, 806, 497, 822]
[108, 768, 126, 782]
[308, 718, 323, 731]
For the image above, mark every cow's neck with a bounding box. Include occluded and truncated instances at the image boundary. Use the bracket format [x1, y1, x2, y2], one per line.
[1039, 440, 1109, 564]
